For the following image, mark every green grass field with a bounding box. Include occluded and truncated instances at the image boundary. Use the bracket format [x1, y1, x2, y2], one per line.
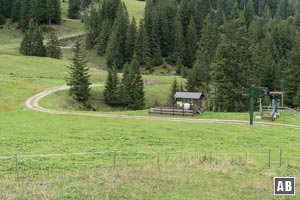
[1, 53, 300, 199]
[1, 1, 300, 199]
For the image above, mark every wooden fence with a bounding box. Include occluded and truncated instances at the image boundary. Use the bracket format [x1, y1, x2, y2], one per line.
[149, 107, 194, 116]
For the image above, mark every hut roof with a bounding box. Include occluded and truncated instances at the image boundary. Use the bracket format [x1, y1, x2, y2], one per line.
[174, 92, 203, 100]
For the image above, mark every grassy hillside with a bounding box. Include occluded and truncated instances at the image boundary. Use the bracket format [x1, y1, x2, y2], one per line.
[0, 53, 300, 199]
[1, 1, 300, 199]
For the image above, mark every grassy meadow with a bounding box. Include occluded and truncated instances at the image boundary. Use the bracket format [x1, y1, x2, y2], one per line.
[1, 1, 300, 199]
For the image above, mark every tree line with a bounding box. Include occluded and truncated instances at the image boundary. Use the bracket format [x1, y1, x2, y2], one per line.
[85, 0, 300, 111]
[0, 0, 61, 29]
[20, 20, 62, 59]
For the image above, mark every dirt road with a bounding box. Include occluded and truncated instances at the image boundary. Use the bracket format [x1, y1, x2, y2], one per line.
[25, 85, 300, 129]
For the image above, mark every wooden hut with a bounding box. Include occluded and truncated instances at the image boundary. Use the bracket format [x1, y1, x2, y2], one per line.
[174, 92, 204, 114]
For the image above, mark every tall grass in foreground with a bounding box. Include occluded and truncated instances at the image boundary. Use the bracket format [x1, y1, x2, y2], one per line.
[1, 157, 294, 200]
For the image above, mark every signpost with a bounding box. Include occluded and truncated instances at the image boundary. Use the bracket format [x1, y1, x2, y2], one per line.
[242, 85, 268, 125]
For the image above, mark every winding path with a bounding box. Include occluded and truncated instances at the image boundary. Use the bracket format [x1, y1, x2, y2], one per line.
[25, 85, 300, 129]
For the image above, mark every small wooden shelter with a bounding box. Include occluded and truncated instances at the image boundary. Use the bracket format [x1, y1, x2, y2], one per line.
[174, 92, 204, 114]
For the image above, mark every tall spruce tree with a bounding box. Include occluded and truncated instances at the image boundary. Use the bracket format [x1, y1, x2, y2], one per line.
[184, 17, 198, 68]
[135, 20, 151, 67]
[210, 4, 250, 112]
[186, 12, 218, 94]
[120, 63, 131, 106]
[96, 19, 112, 55]
[125, 17, 137, 63]
[85, 7, 101, 49]
[68, 0, 81, 19]
[103, 65, 119, 106]
[46, 32, 62, 59]
[20, 20, 35, 55]
[66, 40, 91, 105]
[31, 26, 46, 56]
[105, 2, 129, 69]
[20, 20, 45, 57]
[127, 53, 145, 110]
[173, 12, 185, 65]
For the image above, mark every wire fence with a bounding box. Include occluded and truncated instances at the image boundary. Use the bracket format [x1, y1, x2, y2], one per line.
[1, 149, 300, 179]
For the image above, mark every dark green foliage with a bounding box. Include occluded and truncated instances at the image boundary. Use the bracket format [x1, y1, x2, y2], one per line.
[135, 20, 151, 67]
[119, 63, 131, 106]
[11, 0, 62, 30]
[86, 7, 101, 49]
[103, 65, 119, 106]
[127, 53, 145, 110]
[168, 78, 179, 106]
[31, 26, 46, 56]
[66, 40, 91, 105]
[46, 32, 62, 59]
[151, 45, 163, 67]
[20, 20, 45, 57]
[96, 19, 112, 56]
[210, 8, 249, 112]
[183, 17, 197, 68]
[186, 13, 218, 93]
[172, 13, 185, 64]
[105, 2, 129, 69]
[68, 0, 81, 19]
[125, 18, 137, 63]
[0, 15, 5, 25]
[46, 0, 61, 24]
[244, 0, 255, 28]
[105, 54, 145, 109]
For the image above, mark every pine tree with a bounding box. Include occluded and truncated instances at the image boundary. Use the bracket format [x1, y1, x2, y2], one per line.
[184, 17, 198, 68]
[210, 5, 250, 112]
[135, 19, 151, 67]
[31, 0, 47, 24]
[119, 63, 131, 106]
[127, 53, 145, 110]
[125, 17, 137, 63]
[20, 0, 32, 30]
[31, 26, 46, 56]
[20, 20, 45, 57]
[244, 0, 255, 28]
[68, 0, 81, 19]
[186, 12, 218, 94]
[168, 77, 179, 106]
[105, 2, 129, 69]
[47, 0, 61, 24]
[96, 19, 112, 56]
[173, 12, 185, 64]
[152, 45, 163, 66]
[66, 40, 91, 105]
[103, 65, 119, 106]
[46, 32, 62, 59]
[85, 7, 101, 49]
[283, 44, 300, 107]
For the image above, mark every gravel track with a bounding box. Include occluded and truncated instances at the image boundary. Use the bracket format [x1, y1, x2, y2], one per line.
[25, 85, 300, 129]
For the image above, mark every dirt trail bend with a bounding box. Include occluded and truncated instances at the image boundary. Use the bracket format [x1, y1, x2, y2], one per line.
[26, 85, 300, 129]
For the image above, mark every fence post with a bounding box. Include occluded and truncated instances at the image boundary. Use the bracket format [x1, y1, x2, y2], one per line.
[160, 106, 162, 115]
[280, 149, 282, 168]
[268, 149, 271, 168]
[113, 150, 116, 167]
[15, 155, 18, 179]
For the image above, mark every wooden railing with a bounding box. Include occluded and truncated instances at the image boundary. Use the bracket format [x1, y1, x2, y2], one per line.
[149, 107, 194, 116]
